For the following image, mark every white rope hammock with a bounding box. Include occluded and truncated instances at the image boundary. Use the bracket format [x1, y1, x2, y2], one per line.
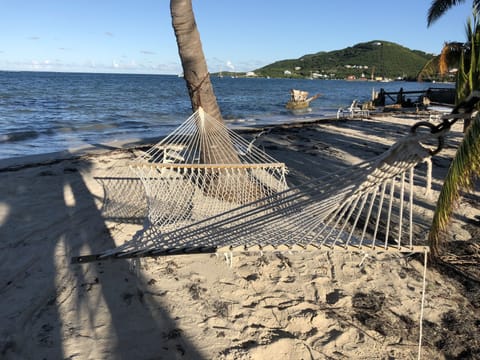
[71, 114, 453, 268]
[86, 122, 441, 262]
[73, 101, 479, 264]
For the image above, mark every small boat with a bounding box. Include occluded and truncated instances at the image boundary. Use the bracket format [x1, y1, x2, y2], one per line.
[285, 89, 321, 110]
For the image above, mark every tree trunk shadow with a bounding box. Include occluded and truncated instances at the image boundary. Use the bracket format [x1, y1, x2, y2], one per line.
[0, 158, 205, 359]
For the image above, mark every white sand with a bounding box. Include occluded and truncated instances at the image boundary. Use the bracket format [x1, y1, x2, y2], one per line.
[1, 114, 479, 359]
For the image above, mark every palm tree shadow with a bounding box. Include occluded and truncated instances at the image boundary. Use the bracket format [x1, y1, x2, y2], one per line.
[0, 157, 205, 359]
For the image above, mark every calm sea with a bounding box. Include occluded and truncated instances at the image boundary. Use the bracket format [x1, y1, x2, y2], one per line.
[0, 71, 453, 160]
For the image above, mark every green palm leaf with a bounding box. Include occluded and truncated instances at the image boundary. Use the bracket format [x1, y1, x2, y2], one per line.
[428, 115, 480, 258]
[428, 0, 480, 26]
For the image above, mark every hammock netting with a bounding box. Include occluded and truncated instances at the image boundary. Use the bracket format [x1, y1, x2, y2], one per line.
[72, 109, 451, 264]
[91, 107, 288, 244]
[95, 161, 148, 225]
[130, 107, 288, 231]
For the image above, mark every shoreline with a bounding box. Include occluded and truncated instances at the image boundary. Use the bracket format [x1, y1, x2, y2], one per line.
[0, 116, 346, 171]
[0, 110, 432, 170]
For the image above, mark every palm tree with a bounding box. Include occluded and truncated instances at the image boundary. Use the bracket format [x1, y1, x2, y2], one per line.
[417, 41, 464, 82]
[455, 15, 480, 117]
[170, 0, 222, 120]
[170, 0, 267, 203]
[170, 0, 239, 164]
[421, 14, 480, 129]
[426, 1, 480, 260]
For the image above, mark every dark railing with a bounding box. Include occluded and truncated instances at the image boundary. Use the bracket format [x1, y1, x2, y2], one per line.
[373, 87, 455, 107]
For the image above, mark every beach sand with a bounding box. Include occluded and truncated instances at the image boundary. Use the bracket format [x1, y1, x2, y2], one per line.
[1, 114, 479, 359]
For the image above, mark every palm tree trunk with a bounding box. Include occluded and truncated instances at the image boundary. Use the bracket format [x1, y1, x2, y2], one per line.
[170, 0, 267, 204]
[170, 0, 239, 165]
[170, 0, 221, 120]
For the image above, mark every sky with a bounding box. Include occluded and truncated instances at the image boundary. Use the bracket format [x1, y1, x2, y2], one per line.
[0, 0, 474, 74]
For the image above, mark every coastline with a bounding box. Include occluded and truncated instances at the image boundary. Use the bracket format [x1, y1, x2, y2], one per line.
[0, 70, 454, 161]
[0, 116, 344, 170]
[1, 113, 478, 359]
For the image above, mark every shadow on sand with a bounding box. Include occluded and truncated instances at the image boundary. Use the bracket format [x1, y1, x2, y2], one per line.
[0, 157, 205, 359]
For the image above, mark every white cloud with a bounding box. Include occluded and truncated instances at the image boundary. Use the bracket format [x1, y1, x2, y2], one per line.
[206, 57, 267, 72]
[0, 55, 182, 74]
[226, 60, 235, 71]
[29, 59, 54, 70]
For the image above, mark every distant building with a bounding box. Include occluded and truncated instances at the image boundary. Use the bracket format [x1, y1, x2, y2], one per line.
[284, 70, 292, 75]
[245, 71, 256, 77]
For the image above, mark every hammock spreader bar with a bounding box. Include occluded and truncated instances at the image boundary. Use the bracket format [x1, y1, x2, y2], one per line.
[71, 246, 218, 264]
[71, 244, 430, 264]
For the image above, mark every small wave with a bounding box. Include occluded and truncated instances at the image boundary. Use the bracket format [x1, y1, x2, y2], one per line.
[77, 123, 118, 131]
[225, 117, 259, 125]
[118, 120, 149, 128]
[0, 130, 40, 143]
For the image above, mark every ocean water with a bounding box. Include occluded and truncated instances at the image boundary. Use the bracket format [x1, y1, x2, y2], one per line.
[0, 71, 453, 160]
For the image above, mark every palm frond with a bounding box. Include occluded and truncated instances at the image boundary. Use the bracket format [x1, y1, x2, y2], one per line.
[475, 0, 480, 15]
[439, 42, 464, 74]
[428, 0, 468, 26]
[418, 57, 440, 80]
[466, 15, 474, 40]
[429, 115, 480, 259]
[456, 51, 470, 101]
[456, 16, 480, 102]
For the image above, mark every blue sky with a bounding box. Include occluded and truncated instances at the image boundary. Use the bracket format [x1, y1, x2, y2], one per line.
[0, 0, 474, 74]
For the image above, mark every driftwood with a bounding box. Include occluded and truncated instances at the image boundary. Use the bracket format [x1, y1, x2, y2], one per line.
[286, 89, 321, 110]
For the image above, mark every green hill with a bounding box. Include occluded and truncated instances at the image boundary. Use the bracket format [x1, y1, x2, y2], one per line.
[254, 40, 434, 80]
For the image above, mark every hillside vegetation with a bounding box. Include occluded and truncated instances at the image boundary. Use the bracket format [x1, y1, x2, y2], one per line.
[253, 40, 434, 80]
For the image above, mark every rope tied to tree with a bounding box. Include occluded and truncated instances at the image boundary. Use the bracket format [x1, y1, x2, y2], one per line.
[432, 90, 480, 133]
[187, 72, 211, 106]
